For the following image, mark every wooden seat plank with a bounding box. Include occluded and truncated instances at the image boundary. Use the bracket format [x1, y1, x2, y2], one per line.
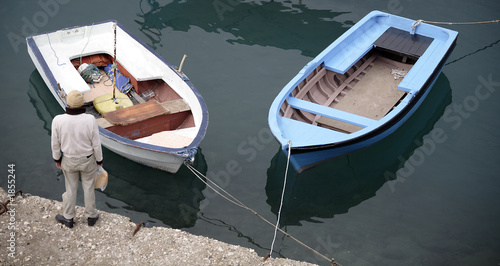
[103, 100, 170, 126]
[374, 27, 433, 59]
[96, 117, 113, 128]
[160, 99, 190, 114]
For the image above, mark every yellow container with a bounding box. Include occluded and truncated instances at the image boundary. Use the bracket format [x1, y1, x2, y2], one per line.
[93, 92, 133, 114]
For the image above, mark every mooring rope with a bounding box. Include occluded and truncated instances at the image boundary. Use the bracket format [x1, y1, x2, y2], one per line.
[183, 161, 340, 265]
[411, 18, 499, 35]
[184, 162, 249, 210]
[269, 140, 291, 258]
[415, 19, 500, 26]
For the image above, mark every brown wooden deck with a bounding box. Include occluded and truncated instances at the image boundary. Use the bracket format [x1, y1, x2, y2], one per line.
[281, 52, 413, 133]
[374, 27, 434, 60]
[103, 100, 170, 126]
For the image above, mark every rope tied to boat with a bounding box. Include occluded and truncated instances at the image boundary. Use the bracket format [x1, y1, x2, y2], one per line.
[411, 18, 500, 34]
[183, 160, 341, 265]
[417, 19, 500, 25]
[410, 20, 423, 35]
[269, 140, 291, 259]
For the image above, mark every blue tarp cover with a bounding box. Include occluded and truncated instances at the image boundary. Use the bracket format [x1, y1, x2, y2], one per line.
[104, 64, 133, 93]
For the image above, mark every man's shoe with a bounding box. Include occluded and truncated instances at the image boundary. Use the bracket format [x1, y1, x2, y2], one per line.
[88, 214, 99, 226]
[55, 214, 74, 228]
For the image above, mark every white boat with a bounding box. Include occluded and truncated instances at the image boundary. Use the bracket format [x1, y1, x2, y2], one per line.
[27, 20, 209, 173]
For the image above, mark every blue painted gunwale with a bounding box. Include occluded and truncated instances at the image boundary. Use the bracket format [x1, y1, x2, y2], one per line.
[268, 11, 458, 172]
[27, 20, 209, 159]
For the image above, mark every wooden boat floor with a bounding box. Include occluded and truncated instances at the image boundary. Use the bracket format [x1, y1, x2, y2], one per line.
[83, 70, 115, 103]
[318, 58, 407, 133]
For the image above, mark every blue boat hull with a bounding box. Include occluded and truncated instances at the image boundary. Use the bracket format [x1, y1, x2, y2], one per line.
[268, 11, 458, 172]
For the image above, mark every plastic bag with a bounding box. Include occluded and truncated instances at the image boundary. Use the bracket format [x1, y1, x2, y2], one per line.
[78, 63, 102, 83]
[94, 166, 108, 191]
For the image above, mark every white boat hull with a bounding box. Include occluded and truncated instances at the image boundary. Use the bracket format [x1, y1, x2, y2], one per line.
[27, 20, 208, 174]
[99, 134, 185, 173]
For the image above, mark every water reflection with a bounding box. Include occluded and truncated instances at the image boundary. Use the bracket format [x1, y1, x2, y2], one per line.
[100, 149, 207, 228]
[28, 70, 208, 229]
[266, 74, 452, 226]
[196, 212, 286, 258]
[136, 0, 352, 56]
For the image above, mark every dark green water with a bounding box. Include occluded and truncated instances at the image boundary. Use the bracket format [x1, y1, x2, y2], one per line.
[1, 1, 499, 265]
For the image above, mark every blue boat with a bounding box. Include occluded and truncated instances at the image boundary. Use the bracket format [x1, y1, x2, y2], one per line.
[268, 11, 458, 172]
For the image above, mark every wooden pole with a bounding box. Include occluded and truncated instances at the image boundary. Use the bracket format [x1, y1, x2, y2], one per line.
[178, 54, 187, 73]
[112, 23, 117, 100]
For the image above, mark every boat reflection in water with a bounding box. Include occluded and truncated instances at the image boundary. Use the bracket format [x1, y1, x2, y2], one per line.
[135, 0, 351, 56]
[28, 70, 207, 229]
[266, 74, 452, 226]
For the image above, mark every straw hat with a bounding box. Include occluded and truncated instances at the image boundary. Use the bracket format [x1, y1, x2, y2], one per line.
[67, 90, 84, 108]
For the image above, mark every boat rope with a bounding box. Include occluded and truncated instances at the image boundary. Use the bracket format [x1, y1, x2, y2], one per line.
[415, 19, 500, 26]
[46, 33, 66, 66]
[79, 23, 95, 64]
[92, 95, 131, 105]
[269, 140, 291, 259]
[183, 161, 340, 265]
[411, 18, 499, 34]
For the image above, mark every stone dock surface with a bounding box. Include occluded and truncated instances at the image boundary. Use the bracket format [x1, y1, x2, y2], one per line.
[0, 188, 315, 265]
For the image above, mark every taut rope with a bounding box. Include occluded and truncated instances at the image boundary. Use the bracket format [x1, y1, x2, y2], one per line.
[183, 161, 340, 265]
[411, 18, 499, 34]
[415, 19, 500, 26]
[269, 140, 291, 259]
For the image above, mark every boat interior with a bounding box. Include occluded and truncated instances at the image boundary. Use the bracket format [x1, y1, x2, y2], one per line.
[71, 54, 195, 148]
[280, 48, 416, 134]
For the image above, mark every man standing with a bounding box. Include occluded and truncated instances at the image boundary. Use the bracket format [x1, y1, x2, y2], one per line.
[51, 90, 103, 228]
